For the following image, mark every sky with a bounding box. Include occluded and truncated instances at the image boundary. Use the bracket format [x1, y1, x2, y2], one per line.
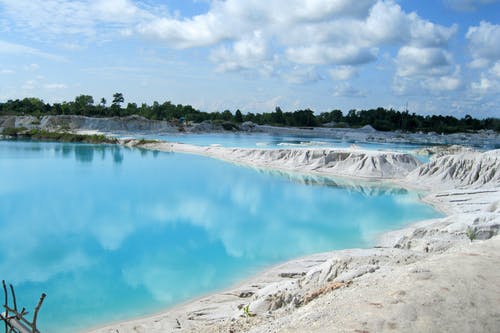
[0, 0, 499, 118]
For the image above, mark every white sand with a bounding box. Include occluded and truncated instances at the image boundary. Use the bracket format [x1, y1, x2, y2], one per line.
[136, 142, 423, 179]
[88, 142, 500, 333]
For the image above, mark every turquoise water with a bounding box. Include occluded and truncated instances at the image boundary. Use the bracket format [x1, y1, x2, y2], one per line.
[0, 141, 441, 332]
[131, 132, 428, 151]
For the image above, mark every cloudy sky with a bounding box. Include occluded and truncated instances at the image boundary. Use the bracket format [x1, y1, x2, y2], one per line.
[0, 0, 499, 117]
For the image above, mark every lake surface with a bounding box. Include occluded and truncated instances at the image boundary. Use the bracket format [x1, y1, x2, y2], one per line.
[132, 132, 429, 151]
[0, 140, 441, 332]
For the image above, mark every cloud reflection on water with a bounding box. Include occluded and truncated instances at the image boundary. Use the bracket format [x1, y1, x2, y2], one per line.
[0, 141, 441, 332]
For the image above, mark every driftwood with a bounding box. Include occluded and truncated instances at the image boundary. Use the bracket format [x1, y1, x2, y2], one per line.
[1, 281, 46, 333]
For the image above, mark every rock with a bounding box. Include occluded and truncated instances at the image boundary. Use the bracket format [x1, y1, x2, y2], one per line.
[190, 121, 223, 132]
[359, 124, 377, 132]
[240, 121, 257, 131]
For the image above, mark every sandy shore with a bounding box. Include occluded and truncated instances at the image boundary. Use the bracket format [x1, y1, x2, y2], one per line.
[88, 142, 499, 333]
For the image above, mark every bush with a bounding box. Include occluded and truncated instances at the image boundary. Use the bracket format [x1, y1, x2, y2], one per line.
[2, 127, 27, 136]
[137, 138, 157, 145]
[466, 227, 477, 242]
[222, 122, 239, 131]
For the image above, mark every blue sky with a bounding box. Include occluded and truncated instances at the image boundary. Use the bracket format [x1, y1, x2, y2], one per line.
[0, 0, 499, 118]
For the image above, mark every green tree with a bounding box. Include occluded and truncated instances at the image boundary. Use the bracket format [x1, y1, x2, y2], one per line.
[112, 93, 124, 107]
[222, 110, 233, 121]
[331, 109, 343, 122]
[110, 93, 124, 116]
[235, 109, 243, 123]
[74, 95, 94, 115]
[273, 106, 284, 124]
[75, 95, 94, 107]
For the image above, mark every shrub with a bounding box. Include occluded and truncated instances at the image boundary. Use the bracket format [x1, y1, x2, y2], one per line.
[466, 227, 476, 242]
[2, 127, 27, 136]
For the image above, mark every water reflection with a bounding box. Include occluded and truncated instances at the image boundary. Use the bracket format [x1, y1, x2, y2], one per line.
[75, 145, 94, 163]
[61, 144, 73, 157]
[0, 141, 441, 333]
[54, 143, 125, 165]
[253, 168, 409, 196]
[113, 147, 124, 164]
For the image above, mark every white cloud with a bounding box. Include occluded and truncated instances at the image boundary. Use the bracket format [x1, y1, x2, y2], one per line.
[364, 1, 409, 44]
[136, 0, 373, 49]
[1, 0, 473, 109]
[422, 67, 463, 91]
[0, 40, 65, 61]
[329, 66, 358, 80]
[91, 0, 144, 22]
[392, 76, 413, 96]
[444, 0, 499, 11]
[286, 45, 377, 66]
[492, 61, 500, 77]
[0, 0, 152, 37]
[0, 0, 93, 36]
[396, 46, 453, 77]
[137, 12, 228, 48]
[44, 83, 67, 89]
[0, 69, 15, 74]
[466, 21, 500, 69]
[465, 22, 500, 99]
[407, 14, 458, 48]
[209, 30, 273, 74]
[284, 0, 375, 21]
[393, 12, 460, 95]
[471, 73, 500, 95]
[333, 82, 365, 97]
[392, 65, 463, 95]
[21, 80, 37, 90]
[133, 0, 457, 75]
[282, 1, 456, 63]
[284, 66, 323, 84]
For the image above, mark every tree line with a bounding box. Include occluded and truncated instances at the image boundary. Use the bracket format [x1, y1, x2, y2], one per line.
[0, 94, 498, 133]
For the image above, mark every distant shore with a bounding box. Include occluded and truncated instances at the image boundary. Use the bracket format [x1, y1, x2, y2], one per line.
[1, 114, 499, 149]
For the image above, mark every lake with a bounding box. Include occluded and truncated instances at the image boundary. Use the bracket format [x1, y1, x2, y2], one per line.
[0, 140, 441, 332]
[118, 132, 428, 151]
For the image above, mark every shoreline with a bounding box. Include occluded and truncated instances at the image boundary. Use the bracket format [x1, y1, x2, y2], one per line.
[87, 140, 499, 332]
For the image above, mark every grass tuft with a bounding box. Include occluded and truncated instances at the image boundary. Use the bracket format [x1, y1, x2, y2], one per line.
[466, 226, 477, 242]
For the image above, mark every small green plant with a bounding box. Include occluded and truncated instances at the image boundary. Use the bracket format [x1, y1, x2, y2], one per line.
[2, 127, 26, 136]
[243, 304, 256, 317]
[466, 227, 477, 242]
[137, 138, 156, 145]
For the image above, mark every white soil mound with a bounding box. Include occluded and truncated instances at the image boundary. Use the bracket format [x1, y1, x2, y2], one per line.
[205, 147, 422, 179]
[407, 149, 500, 188]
